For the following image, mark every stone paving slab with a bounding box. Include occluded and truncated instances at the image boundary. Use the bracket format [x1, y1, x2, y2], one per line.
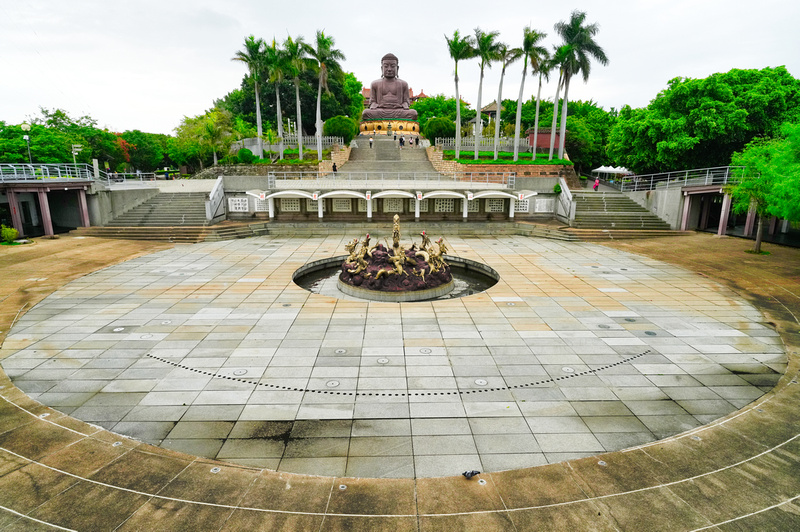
[2, 235, 786, 479]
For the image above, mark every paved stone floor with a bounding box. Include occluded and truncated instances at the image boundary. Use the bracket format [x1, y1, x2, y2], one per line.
[2, 235, 786, 479]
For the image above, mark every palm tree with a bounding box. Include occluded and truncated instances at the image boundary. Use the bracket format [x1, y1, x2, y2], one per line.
[492, 44, 522, 160]
[283, 35, 309, 160]
[232, 35, 266, 158]
[531, 52, 554, 161]
[548, 44, 569, 161]
[445, 30, 475, 159]
[554, 10, 608, 160]
[513, 26, 548, 161]
[264, 39, 287, 160]
[472, 28, 502, 160]
[307, 30, 345, 160]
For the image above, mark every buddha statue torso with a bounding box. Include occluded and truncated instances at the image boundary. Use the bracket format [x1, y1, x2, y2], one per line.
[361, 53, 418, 120]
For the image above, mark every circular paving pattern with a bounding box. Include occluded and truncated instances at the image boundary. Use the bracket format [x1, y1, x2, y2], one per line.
[1, 236, 787, 478]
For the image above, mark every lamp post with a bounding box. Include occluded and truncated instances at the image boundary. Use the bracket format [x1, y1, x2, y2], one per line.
[71, 144, 83, 177]
[20, 123, 32, 164]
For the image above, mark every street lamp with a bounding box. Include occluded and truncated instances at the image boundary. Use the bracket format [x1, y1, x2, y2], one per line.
[72, 144, 83, 177]
[20, 123, 32, 164]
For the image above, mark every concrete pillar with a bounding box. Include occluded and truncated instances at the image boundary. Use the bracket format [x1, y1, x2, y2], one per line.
[508, 198, 515, 219]
[769, 217, 777, 235]
[414, 194, 421, 222]
[680, 193, 692, 231]
[77, 189, 90, 227]
[700, 196, 711, 230]
[318, 199, 324, 220]
[268, 198, 275, 219]
[367, 199, 373, 221]
[6, 190, 25, 238]
[462, 198, 469, 222]
[743, 204, 756, 237]
[37, 190, 54, 236]
[717, 193, 732, 237]
[781, 219, 790, 234]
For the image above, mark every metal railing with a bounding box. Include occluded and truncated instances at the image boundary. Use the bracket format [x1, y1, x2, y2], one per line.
[1, 163, 94, 181]
[615, 166, 746, 192]
[231, 135, 344, 154]
[263, 170, 515, 187]
[436, 137, 531, 151]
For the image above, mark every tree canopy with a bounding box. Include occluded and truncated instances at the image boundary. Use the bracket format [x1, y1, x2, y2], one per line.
[607, 66, 800, 173]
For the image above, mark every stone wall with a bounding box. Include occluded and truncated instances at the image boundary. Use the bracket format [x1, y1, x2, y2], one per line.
[426, 146, 578, 190]
[190, 144, 351, 179]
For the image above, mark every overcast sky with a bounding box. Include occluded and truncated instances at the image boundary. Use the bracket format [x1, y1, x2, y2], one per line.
[2, 0, 798, 135]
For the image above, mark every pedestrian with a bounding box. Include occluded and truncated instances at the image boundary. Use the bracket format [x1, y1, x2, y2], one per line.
[332, 162, 337, 173]
[369, 136, 373, 149]
[593, 177, 600, 191]
[415, 136, 419, 147]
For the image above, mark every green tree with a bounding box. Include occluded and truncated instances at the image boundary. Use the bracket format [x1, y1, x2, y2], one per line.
[343, 73, 364, 121]
[492, 44, 521, 160]
[232, 35, 266, 157]
[119, 130, 166, 171]
[307, 30, 346, 159]
[729, 121, 800, 253]
[553, 11, 608, 160]
[0, 121, 82, 164]
[323, 115, 358, 144]
[513, 26, 548, 161]
[607, 67, 800, 173]
[445, 30, 475, 158]
[411, 94, 474, 130]
[423, 117, 456, 143]
[472, 28, 502, 159]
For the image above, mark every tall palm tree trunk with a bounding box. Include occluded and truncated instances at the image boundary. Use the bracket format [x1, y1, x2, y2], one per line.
[493, 72, 506, 160]
[532, 74, 543, 161]
[474, 70, 485, 160]
[455, 71, 462, 159]
[276, 85, 284, 160]
[316, 83, 323, 159]
[557, 75, 571, 160]
[548, 73, 563, 160]
[254, 81, 264, 159]
[294, 80, 303, 160]
[513, 63, 527, 162]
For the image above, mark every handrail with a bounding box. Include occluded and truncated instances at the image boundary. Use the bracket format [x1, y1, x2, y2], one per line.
[206, 176, 225, 222]
[617, 166, 746, 192]
[0, 163, 94, 181]
[262, 171, 515, 186]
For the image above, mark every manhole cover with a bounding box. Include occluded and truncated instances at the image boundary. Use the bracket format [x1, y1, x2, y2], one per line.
[161, 320, 171, 325]
[113, 327, 125, 332]
[599, 324, 611, 329]
[233, 369, 247, 376]
[474, 379, 488, 386]
[377, 358, 389, 364]
[140, 334, 153, 339]
[326, 381, 340, 388]
[420, 348, 432, 354]
[562, 367, 575, 373]
[335, 349, 347, 354]
[210, 467, 221, 474]
[507, 302, 516, 306]
[625, 318, 636, 323]
[645, 331, 656, 336]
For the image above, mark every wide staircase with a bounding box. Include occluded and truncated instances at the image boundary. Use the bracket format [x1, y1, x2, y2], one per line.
[563, 190, 687, 240]
[344, 136, 437, 176]
[77, 192, 213, 243]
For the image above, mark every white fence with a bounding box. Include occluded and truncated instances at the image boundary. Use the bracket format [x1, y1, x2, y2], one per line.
[612, 166, 746, 192]
[231, 135, 344, 154]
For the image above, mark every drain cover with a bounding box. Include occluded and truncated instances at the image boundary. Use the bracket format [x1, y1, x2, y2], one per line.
[474, 379, 488, 386]
[420, 348, 432, 354]
[377, 358, 389, 364]
[645, 331, 656, 336]
[335, 349, 347, 354]
[326, 381, 340, 388]
[233, 369, 247, 376]
[113, 327, 125, 332]
[562, 367, 575, 373]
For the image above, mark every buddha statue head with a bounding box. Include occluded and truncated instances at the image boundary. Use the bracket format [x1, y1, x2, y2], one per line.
[381, 53, 399, 80]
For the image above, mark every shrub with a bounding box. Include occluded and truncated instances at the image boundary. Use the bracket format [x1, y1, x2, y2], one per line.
[237, 148, 255, 164]
[553, 183, 562, 194]
[1, 224, 19, 243]
[423, 117, 456, 144]
[323, 116, 359, 145]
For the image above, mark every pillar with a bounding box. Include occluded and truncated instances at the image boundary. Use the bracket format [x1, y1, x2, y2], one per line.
[367, 198, 373, 221]
[268, 198, 275, 219]
[717, 193, 731, 237]
[318, 198, 324, 220]
[743, 203, 756, 237]
[414, 193, 421, 222]
[6, 190, 25, 238]
[462, 198, 469, 222]
[37, 190, 54, 236]
[508, 198, 515, 219]
[77, 188, 90, 227]
[680, 192, 692, 231]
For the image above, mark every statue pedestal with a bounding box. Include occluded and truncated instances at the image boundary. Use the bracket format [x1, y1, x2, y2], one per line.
[360, 119, 420, 135]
